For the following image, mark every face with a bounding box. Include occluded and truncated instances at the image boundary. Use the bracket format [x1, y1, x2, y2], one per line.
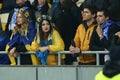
[96, 11, 109, 25]
[16, 0, 26, 5]
[38, 0, 46, 6]
[82, 8, 94, 21]
[16, 13, 23, 25]
[42, 20, 50, 33]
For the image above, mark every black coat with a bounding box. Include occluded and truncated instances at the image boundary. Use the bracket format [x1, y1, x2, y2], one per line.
[52, 2, 82, 50]
[90, 24, 120, 51]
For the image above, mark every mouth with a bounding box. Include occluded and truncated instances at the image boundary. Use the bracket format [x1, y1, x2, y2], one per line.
[45, 28, 48, 30]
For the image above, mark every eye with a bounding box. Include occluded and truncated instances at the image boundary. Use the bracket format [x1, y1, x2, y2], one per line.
[46, 23, 49, 25]
[42, 23, 45, 26]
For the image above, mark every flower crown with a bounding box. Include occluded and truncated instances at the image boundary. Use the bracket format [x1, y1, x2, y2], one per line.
[37, 15, 52, 23]
[16, 7, 30, 19]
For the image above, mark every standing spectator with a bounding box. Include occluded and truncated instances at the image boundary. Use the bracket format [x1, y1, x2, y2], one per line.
[5, 0, 36, 65]
[95, 35, 120, 80]
[69, 5, 97, 65]
[31, 15, 64, 65]
[90, 8, 120, 64]
[32, 0, 52, 18]
[6, 10, 36, 65]
[6, 0, 35, 37]
[52, 0, 82, 65]
[0, 17, 10, 65]
[1, 0, 16, 13]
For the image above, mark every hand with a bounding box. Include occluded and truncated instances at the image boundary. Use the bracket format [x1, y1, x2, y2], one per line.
[115, 31, 120, 38]
[38, 46, 48, 52]
[104, 48, 108, 51]
[9, 47, 16, 57]
[96, 25, 103, 39]
[69, 45, 80, 54]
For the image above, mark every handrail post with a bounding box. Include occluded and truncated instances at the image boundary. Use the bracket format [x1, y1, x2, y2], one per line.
[58, 53, 61, 65]
[17, 54, 20, 65]
[96, 53, 99, 66]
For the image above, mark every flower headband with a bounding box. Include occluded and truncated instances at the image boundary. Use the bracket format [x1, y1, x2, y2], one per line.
[16, 7, 30, 19]
[37, 15, 52, 23]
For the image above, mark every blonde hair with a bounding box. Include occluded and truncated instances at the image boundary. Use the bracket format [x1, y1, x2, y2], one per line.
[13, 13, 29, 36]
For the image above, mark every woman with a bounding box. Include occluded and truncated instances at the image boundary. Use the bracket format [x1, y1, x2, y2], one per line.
[31, 15, 64, 65]
[6, 11, 36, 65]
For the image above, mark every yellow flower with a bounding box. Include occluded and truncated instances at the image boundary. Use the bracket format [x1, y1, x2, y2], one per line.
[24, 11, 29, 18]
[48, 16, 52, 21]
[19, 8, 24, 13]
[42, 15, 46, 19]
[37, 17, 41, 22]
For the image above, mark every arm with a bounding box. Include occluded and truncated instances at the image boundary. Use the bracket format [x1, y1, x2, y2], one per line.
[48, 29, 65, 52]
[6, 33, 19, 52]
[22, 22, 37, 51]
[90, 26, 105, 51]
[69, 26, 81, 53]
[30, 37, 39, 52]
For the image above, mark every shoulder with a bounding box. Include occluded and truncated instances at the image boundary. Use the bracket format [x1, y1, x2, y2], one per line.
[95, 71, 120, 80]
[109, 23, 120, 32]
[95, 71, 105, 80]
[52, 29, 59, 34]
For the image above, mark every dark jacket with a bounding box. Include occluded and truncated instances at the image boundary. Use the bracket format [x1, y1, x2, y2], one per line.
[32, 2, 50, 15]
[52, 2, 82, 50]
[1, 0, 16, 13]
[90, 24, 120, 51]
[103, 45, 120, 78]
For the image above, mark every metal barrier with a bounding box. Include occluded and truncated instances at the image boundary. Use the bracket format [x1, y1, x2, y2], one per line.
[0, 51, 109, 65]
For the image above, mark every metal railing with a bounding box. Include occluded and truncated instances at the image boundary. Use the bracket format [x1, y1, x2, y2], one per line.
[0, 51, 109, 65]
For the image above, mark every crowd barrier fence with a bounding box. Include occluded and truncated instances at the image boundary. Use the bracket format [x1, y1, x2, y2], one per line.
[0, 51, 109, 66]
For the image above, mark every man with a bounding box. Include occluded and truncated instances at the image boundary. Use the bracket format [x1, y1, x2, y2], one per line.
[90, 9, 120, 64]
[69, 5, 97, 65]
[52, 0, 82, 64]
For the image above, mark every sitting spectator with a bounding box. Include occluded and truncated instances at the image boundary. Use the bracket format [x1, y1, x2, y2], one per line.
[31, 15, 64, 65]
[6, 10, 36, 65]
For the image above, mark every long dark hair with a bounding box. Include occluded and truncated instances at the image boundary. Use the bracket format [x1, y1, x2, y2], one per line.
[39, 19, 53, 44]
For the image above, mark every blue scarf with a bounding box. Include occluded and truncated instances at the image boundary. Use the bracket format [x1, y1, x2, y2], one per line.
[101, 20, 115, 40]
[36, 34, 52, 65]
